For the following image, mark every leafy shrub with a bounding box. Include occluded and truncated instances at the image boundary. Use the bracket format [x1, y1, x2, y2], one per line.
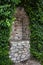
[0, 0, 21, 65]
[0, 0, 43, 65]
[19, 0, 43, 62]
[22, 0, 43, 62]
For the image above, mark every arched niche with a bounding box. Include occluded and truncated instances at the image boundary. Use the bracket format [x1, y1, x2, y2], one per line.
[9, 7, 30, 63]
[10, 7, 30, 41]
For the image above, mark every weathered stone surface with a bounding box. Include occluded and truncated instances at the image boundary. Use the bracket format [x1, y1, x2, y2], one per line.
[14, 59, 41, 65]
[9, 41, 30, 63]
[10, 7, 30, 41]
[9, 7, 30, 63]
[9, 7, 40, 65]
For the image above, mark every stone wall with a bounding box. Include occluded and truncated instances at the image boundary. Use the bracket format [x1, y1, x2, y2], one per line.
[10, 7, 30, 41]
[9, 41, 30, 63]
[9, 7, 30, 63]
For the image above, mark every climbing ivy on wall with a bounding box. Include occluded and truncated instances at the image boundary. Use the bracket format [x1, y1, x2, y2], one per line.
[0, 0, 43, 65]
[0, 0, 21, 65]
[20, 0, 43, 63]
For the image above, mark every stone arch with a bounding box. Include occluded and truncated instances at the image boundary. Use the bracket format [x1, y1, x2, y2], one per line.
[9, 7, 30, 63]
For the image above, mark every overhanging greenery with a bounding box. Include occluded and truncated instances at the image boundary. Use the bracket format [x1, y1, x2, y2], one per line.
[0, 0, 43, 65]
[21, 0, 43, 63]
[0, 0, 21, 65]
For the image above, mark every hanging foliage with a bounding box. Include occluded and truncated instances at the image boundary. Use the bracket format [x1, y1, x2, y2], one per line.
[0, 0, 43, 65]
[0, 0, 21, 65]
[21, 0, 43, 63]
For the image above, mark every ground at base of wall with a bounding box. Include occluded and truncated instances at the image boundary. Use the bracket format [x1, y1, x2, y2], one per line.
[13, 58, 41, 65]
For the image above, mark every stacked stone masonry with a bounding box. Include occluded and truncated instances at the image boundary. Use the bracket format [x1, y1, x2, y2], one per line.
[9, 7, 30, 63]
[10, 7, 30, 41]
[9, 41, 30, 63]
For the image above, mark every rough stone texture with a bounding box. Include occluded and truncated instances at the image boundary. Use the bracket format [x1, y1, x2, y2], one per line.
[10, 7, 30, 41]
[9, 7, 30, 63]
[14, 58, 41, 65]
[9, 7, 40, 65]
[9, 41, 30, 63]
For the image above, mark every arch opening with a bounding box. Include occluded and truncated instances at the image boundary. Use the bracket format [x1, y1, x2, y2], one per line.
[9, 7, 30, 63]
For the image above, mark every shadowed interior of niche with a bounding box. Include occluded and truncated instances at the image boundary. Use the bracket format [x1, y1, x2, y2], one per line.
[10, 7, 30, 41]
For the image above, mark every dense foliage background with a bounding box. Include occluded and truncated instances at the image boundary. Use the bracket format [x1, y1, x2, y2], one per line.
[0, 0, 43, 65]
[21, 0, 43, 64]
[0, 0, 21, 65]
[20, 0, 43, 64]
